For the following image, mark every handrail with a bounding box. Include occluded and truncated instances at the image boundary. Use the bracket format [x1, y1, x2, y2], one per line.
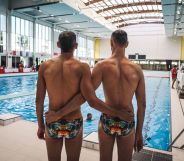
[168, 128, 184, 150]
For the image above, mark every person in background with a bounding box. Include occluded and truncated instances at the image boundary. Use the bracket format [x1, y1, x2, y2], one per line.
[18, 62, 24, 73]
[171, 65, 177, 89]
[86, 113, 92, 121]
[32, 64, 36, 72]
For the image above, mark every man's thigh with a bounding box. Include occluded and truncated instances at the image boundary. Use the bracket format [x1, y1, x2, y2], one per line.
[116, 129, 135, 161]
[45, 130, 63, 161]
[98, 121, 115, 161]
[65, 126, 83, 161]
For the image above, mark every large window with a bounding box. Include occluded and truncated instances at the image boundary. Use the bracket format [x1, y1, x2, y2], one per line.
[35, 23, 51, 54]
[78, 36, 86, 57]
[87, 39, 94, 58]
[78, 36, 94, 58]
[0, 14, 6, 53]
[11, 16, 33, 53]
[53, 28, 63, 55]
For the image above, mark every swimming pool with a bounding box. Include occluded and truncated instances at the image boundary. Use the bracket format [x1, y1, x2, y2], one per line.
[0, 71, 171, 151]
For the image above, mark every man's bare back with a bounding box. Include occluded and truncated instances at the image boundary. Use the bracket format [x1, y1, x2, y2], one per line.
[43, 55, 87, 120]
[93, 57, 142, 119]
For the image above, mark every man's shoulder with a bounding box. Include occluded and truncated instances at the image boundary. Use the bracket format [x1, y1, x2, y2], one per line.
[122, 59, 143, 77]
[95, 59, 113, 68]
[124, 59, 142, 70]
[80, 62, 90, 69]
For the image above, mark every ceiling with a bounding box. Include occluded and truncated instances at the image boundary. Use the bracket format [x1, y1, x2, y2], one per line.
[13, 2, 112, 38]
[10, 0, 184, 37]
[162, 0, 184, 37]
[81, 0, 163, 28]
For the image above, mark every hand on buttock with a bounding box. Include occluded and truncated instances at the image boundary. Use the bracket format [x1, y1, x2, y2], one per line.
[45, 111, 58, 124]
[118, 109, 134, 121]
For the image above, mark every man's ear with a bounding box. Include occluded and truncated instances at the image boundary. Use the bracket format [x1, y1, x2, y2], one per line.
[110, 39, 113, 47]
[57, 41, 61, 48]
[125, 41, 129, 48]
[74, 43, 78, 49]
[110, 39, 114, 51]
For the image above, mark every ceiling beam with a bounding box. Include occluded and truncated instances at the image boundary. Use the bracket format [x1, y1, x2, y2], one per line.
[54, 20, 89, 25]
[105, 9, 162, 20]
[112, 16, 163, 24]
[84, 0, 103, 6]
[38, 13, 76, 19]
[96, 2, 161, 14]
[117, 21, 164, 28]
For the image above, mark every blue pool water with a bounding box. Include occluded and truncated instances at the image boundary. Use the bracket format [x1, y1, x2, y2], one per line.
[0, 71, 171, 151]
[0, 75, 37, 95]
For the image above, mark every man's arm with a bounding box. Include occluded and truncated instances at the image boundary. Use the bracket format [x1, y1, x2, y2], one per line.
[80, 63, 128, 117]
[36, 63, 46, 139]
[134, 68, 146, 152]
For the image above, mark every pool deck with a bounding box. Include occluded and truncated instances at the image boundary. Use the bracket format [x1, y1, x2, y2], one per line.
[0, 72, 37, 77]
[0, 74, 184, 160]
[170, 87, 184, 161]
[0, 120, 173, 161]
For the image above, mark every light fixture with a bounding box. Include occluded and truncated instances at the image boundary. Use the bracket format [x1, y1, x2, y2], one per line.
[36, 6, 42, 12]
[174, 28, 177, 35]
[65, 20, 70, 23]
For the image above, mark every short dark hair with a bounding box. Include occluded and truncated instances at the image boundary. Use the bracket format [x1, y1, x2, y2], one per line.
[59, 31, 76, 52]
[87, 113, 92, 117]
[111, 30, 128, 46]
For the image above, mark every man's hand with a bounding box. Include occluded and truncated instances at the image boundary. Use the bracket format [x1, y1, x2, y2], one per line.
[117, 109, 134, 121]
[37, 126, 45, 140]
[45, 111, 59, 124]
[134, 132, 143, 152]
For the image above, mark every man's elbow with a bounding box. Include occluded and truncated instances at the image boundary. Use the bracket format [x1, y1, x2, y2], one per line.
[87, 97, 97, 107]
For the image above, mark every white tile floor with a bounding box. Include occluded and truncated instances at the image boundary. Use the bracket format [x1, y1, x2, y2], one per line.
[0, 120, 100, 161]
[170, 88, 184, 161]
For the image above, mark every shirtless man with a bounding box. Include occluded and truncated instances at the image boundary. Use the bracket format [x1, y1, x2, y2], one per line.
[36, 31, 132, 161]
[46, 30, 146, 161]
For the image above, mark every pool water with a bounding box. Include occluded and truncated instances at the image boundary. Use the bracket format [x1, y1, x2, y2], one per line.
[0, 71, 171, 151]
[0, 75, 37, 95]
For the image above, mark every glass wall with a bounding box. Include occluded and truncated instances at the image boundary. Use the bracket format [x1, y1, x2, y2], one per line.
[53, 28, 63, 55]
[87, 39, 94, 58]
[78, 36, 86, 58]
[35, 23, 51, 54]
[0, 14, 6, 53]
[11, 16, 33, 53]
[78, 36, 94, 58]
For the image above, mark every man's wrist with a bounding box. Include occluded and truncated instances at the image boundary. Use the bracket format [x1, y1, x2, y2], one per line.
[38, 123, 45, 129]
[136, 128, 142, 135]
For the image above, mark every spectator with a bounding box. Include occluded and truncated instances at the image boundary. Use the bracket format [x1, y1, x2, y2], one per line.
[171, 65, 177, 89]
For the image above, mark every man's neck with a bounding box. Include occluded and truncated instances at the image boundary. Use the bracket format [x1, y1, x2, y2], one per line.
[111, 47, 125, 58]
[60, 52, 73, 59]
